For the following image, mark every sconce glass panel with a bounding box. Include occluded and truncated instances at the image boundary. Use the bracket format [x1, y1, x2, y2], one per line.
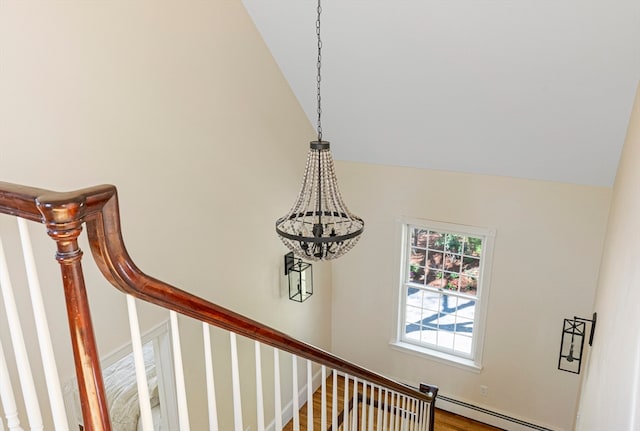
[285, 252, 313, 302]
[558, 318, 586, 374]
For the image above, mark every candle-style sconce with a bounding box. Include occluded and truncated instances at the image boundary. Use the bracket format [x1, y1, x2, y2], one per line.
[558, 312, 597, 374]
[284, 252, 313, 302]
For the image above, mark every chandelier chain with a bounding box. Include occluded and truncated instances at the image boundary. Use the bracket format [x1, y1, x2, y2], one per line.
[316, 0, 323, 142]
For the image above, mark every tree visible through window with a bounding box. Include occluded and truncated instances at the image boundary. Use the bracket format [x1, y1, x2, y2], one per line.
[397, 220, 495, 365]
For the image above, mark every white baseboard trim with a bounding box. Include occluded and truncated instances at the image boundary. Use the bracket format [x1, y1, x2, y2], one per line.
[437, 395, 563, 431]
[263, 369, 561, 431]
[266, 368, 325, 431]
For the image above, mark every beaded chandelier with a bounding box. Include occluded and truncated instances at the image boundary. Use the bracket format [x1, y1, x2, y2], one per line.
[275, 0, 364, 261]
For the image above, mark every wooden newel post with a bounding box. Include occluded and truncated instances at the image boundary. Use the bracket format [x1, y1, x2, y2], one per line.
[37, 194, 112, 431]
[419, 383, 439, 431]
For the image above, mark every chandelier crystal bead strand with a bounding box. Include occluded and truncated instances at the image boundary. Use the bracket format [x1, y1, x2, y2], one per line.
[275, 0, 364, 261]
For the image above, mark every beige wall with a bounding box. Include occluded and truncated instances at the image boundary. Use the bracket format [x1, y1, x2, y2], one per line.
[0, 1, 330, 429]
[331, 162, 611, 430]
[576, 84, 640, 430]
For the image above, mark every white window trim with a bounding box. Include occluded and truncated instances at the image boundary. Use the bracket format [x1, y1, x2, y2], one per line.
[391, 217, 496, 371]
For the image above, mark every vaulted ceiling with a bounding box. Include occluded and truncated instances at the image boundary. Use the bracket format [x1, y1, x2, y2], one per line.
[243, 0, 640, 187]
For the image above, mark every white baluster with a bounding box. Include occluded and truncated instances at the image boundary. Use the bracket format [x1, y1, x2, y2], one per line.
[426, 403, 431, 431]
[400, 396, 407, 431]
[202, 324, 219, 431]
[273, 349, 282, 431]
[424, 402, 431, 431]
[331, 370, 337, 431]
[384, 391, 395, 431]
[229, 333, 243, 431]
[361, 381, 367, 430]
[321, 366, 327, 431]
[342, 374, 349, 431]
[382, 389, 388, 431]
[126, 295, 154, 431]
[17, 219, 69, 431]
[410, 399, 416, 431]
[351, 377, 358, 431]
[0, 414, 5, 431]
[395, 395, 401, 431]
[291, 356, 299, 431]
[376, 387, 383, 431]
[0, 238, 42, 430]
[399, 393, 405, 431]
[394, 395, 400, 431]
[170, 311, 191, 430]
[0, 339, 23, 431]
[389, 392, 398, 431]
[255, 341, 264, 431]
[306, 360, 313, 431]
[367, 384, 374, 431]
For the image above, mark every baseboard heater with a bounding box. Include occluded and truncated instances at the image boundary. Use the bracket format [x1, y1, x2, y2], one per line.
[438, 395, 556, 431]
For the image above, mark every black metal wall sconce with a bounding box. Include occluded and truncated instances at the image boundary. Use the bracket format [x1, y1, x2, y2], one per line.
[558, 312, 597, 374]
[284, 252, 313, 302]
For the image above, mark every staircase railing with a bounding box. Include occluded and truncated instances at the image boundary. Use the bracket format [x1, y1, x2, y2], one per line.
[0, 182, 436, 431]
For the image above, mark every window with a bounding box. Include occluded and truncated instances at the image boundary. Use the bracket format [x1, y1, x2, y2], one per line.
[394, 219, 495, 370]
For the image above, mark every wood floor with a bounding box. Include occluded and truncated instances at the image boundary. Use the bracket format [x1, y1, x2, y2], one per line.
[283, 374, 503, 431]
[435, 409, 504, 431]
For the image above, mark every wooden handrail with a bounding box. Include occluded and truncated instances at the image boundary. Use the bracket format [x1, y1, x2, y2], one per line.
[0, 182, 435, 429]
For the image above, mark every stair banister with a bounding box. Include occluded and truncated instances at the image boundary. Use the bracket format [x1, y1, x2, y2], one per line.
[0, 181, 436, 430]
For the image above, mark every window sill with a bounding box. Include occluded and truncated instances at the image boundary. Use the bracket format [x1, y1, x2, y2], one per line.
[389, 341, 483, 373]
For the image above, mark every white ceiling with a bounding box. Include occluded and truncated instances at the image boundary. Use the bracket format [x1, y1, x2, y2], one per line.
[242, 0, 640, 187]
